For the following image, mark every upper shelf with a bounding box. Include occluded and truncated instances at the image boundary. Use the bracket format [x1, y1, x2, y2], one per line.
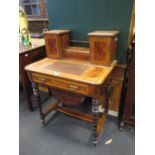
[64, 46, 90, 54]
[64, 46, 90, 62]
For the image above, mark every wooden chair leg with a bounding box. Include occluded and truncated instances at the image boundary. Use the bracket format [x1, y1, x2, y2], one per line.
[32, 82, 45, 126]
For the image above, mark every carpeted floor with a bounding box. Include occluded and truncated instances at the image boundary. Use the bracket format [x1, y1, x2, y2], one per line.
[19, 90, 135, 155]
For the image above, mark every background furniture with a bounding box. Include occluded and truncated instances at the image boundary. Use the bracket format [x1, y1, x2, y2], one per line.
[19, 39, 46, 111]
[120, 40, 135, 128]
[120, 2, 135, 127]
[28, 18, 48, 34]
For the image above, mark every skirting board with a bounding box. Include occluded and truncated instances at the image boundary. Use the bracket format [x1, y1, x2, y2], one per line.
[99, 106, 118, 117]
[108, 109, 118, 117]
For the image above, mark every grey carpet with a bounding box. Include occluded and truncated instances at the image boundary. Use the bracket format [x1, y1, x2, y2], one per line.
[19, 91, 135, 155]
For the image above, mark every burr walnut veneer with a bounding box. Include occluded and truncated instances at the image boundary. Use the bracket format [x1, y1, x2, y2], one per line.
[25, 30, 119, 145]
[89, 31, 119, 66]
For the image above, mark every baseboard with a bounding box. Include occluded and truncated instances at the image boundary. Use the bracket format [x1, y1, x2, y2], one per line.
[108, 110, 118, 117]
[99, 106, 118, 117]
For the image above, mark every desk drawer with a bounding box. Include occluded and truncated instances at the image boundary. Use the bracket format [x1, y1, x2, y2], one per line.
[32, 73, 89, 95]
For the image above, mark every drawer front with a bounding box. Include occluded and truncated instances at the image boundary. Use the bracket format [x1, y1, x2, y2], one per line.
[32, 73, 90, 95]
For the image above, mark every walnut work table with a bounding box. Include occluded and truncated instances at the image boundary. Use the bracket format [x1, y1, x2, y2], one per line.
[25, 58, 116, 145]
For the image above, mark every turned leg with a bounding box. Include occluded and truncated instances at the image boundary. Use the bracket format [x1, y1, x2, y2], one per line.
[92, 98, 99, 146]
[32, 82, 45, 125]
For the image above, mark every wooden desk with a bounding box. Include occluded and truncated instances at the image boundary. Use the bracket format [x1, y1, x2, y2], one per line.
[25, 58, 116, 144]
[19, 40, 46, 111]
[25, 30, 119, 145]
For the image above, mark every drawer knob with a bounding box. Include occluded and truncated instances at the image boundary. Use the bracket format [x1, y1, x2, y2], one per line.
[25, 53, 28, 57]
[69, 85, 78, 89]
[38, 78, 46, 82]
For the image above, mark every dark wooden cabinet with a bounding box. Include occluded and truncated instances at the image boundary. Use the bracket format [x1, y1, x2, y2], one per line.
[89, 31, 119, 66]
[19, 44, 46, 111]
[120, 41, 135, 127]
[44, 30, 70, 59]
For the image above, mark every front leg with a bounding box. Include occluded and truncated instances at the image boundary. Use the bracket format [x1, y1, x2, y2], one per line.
[32, 82, 45, 126]
[92, 98, 99, 146]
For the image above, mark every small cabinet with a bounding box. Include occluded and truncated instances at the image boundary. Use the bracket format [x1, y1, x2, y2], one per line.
[89, 31, 119, 66]
[44, 30, 70, 59]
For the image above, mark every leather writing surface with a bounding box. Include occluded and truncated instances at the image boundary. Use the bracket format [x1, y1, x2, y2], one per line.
[45, 62, 88, 75]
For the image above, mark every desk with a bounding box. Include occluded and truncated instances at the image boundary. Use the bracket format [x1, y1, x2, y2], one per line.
[19, 39, 46, 111]
[25, 30, 119, 145]
[25, 58, 116, 144]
